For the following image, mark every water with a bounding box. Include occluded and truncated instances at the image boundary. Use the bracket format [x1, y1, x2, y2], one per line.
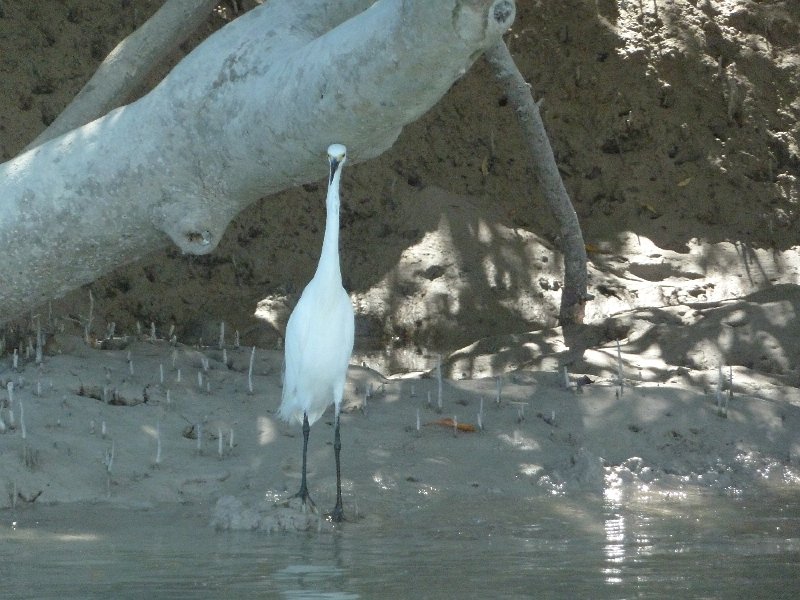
[2, 489, 799, 599]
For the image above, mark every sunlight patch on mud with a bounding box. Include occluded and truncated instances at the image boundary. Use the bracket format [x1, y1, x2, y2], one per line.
[498, 430, 540, 451]
[257, 416, 276, 446]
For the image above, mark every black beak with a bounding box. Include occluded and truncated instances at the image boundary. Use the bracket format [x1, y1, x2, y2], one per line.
[329, 157, 341, 185]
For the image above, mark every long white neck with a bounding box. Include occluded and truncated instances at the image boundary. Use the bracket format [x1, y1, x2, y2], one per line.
[315, 164, 343, 282]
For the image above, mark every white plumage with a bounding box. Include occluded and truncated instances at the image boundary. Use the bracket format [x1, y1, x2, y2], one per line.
[278, 143, 354, 520]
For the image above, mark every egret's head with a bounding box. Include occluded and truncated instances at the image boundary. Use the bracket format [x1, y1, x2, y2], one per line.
[327, 143, 347, 176]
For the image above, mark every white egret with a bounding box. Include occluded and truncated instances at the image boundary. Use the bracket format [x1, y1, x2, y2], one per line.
[279, 143, 355, 522]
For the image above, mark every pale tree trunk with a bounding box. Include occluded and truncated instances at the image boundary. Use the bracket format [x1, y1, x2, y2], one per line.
[485, 40, 591, 326]
[0, 0, 516, 325]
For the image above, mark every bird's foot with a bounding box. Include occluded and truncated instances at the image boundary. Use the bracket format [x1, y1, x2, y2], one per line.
[326, 503, 344, 523]
[285, 487, 316, 513]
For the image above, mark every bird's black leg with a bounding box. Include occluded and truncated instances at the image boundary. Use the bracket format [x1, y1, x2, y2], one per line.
[292, 412, 315, 510]
[328, 412, 344, 522]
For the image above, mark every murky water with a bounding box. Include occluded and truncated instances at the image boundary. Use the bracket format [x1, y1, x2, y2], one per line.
[2, 489, 799, 599]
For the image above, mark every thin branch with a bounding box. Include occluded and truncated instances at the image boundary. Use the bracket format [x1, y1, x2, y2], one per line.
[485, 40, 591, 326]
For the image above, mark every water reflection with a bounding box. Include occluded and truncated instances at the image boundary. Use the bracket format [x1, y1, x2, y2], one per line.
[1, 489, 798, 599]
[275, 565, 358, 599]
[602, 514, 626, 584]
[603, 470, 627, 585]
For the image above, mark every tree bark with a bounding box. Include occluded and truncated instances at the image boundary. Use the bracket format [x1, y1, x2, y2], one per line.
[485, 40, 591, 326]
[24, 0, 219, 152]
[0, 0, 515, 325]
